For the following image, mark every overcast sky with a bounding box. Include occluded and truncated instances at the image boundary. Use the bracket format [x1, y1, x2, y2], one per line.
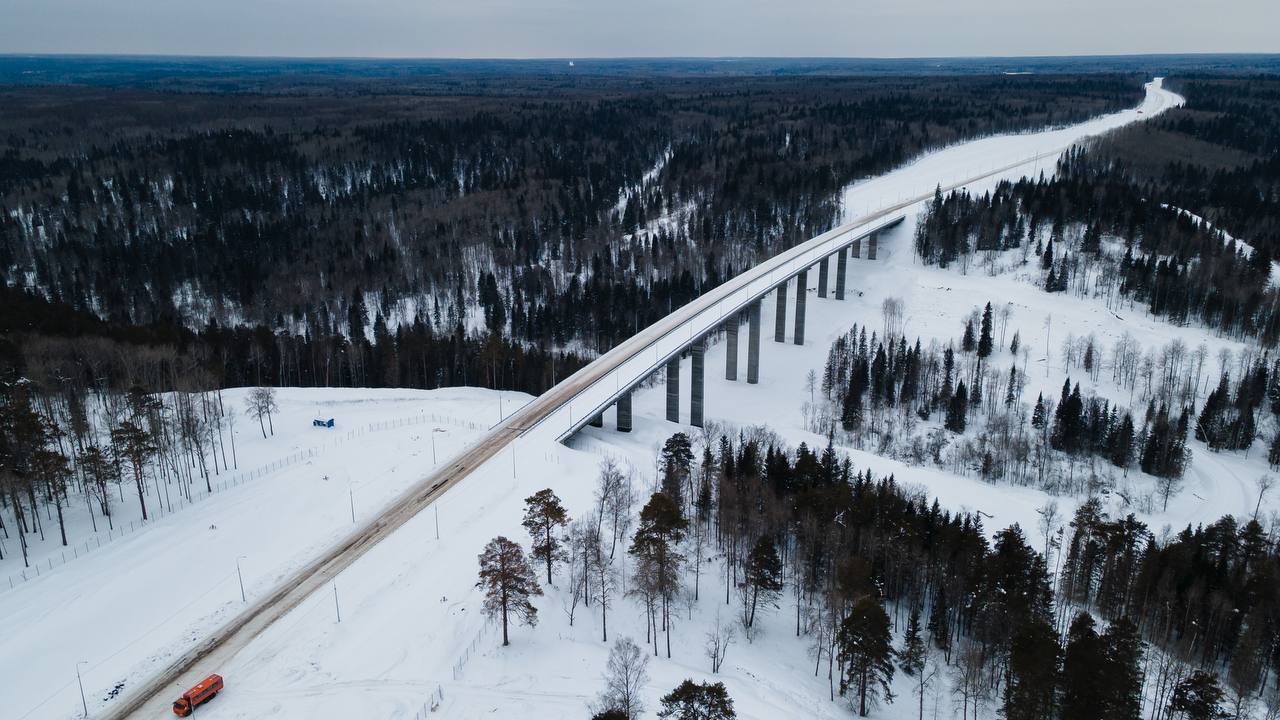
[0, 0, 1275, 58]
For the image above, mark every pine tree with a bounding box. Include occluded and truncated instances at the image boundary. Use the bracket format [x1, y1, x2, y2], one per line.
[1010, 330, 1021, 355]
[630, 492, 688, 658]
[521, 488, 569, 585]
[838, 597, 896, 717]
[660, 433, 694, 508]
[962, 320, 976, 353]
[477, 536, 543, 646]
[1268, 432, 1280, 470]
[1168, 671, 1226, 720]
[656, 680, 736, 720]
[742, 536, 783, 628]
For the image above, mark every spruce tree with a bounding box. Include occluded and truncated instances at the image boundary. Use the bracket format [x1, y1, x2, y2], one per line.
[1031, 393, 1047, 431]
[928, 589, 952, 660]
[742, 536, 783, 628]
[945, 382, 968, 433]
[899, 609, 930, 720]
[1061, 613, 1105, 720]
[978, 302, 994, 359]
[838, 597, 896, 717]
[1100, 617, 1143, 720]
[1003, 618, 1059, 720]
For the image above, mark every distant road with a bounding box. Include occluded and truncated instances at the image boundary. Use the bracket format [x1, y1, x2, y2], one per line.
[107, 78, 1180, 720]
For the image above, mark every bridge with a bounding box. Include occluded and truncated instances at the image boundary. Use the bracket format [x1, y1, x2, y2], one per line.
[106, 142, 1087, 718]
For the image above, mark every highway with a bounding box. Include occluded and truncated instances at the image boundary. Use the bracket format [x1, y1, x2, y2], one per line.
[106, 81, 1178, 719]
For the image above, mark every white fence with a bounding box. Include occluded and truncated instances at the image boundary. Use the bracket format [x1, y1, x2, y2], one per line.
[411, 685, 445, 717]
[452, 619, 496, 681]
[2, 411, 482, 593]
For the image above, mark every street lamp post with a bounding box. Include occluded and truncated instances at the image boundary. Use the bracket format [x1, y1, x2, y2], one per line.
[235, 556, 247, 603]
[431, 428, 446, 466]
[76, 661, 88, 718]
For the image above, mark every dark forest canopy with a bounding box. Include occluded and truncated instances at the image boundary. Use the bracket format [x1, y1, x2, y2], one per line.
[0, 72, 1145, 393]
[3, 54, 1278, 90]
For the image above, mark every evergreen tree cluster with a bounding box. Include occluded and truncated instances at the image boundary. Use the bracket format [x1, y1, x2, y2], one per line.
[913, 143, 1280, 342]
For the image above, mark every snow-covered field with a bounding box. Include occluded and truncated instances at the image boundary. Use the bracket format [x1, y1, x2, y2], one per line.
[12, 77, 1267, 720]
[3, 387, 516, 720]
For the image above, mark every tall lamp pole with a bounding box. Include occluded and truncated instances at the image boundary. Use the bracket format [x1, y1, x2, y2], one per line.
[76, 661, 88, 718]
[236, 555, 247, 603]
[431, 428, 446, 466]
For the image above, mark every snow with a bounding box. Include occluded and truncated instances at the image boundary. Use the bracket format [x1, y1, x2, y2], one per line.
[2, 387, 511, 720]
[11, 77, 1267, 720]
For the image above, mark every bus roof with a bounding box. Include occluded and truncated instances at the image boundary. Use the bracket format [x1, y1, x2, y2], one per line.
[184, 674, 223, 697]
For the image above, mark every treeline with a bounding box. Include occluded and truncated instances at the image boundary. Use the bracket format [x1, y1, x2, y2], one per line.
[913, 163, 1279, 342]
[0, 75, 1141, 376]
[1099, 75, 1280, 256]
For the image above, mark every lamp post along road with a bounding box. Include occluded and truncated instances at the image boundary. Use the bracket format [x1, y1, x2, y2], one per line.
[236, 556, 247, 604]
[76, 661, 89, 718]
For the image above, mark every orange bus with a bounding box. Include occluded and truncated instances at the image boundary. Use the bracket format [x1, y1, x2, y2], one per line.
[172, 674, 224, 716]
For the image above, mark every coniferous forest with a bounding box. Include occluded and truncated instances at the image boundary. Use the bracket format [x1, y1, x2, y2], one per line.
[1, 71, 1143, 396]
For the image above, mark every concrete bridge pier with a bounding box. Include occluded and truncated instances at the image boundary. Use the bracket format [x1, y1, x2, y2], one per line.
[665, 356, 680, 423]
[794, 269, 807, 346]
[817, 257, 829, 298]
[835, 247, 848, 300]
[725, 313, 739, 381]
[774, 280, 788, 343]
[691, 340, 705, 428]
[616, 391, 632, 432]
[747, 298, 761, 384]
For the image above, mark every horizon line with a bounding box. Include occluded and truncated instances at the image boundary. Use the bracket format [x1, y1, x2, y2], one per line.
[3, 51, 1278, 63]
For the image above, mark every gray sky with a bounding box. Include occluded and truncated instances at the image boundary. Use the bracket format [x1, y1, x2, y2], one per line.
[0, 0, 1275, 58]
